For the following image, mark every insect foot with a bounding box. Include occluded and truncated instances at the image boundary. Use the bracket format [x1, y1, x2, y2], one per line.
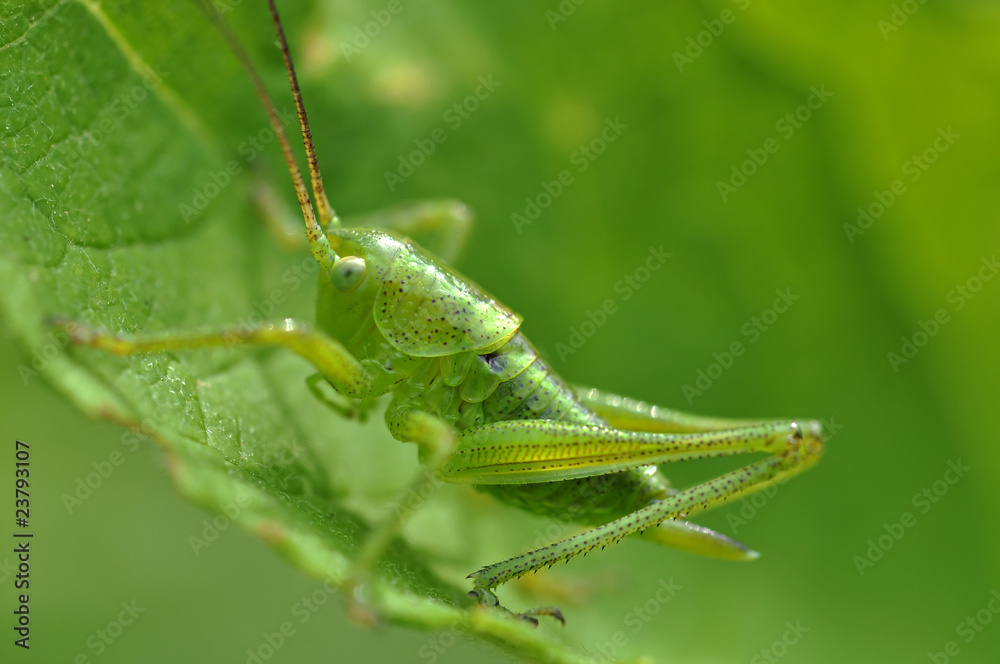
[344, 578, 381, 628]
[520, 605, 566, 627]
[48, 317, 115, 352]
[467, 588, 566, 627]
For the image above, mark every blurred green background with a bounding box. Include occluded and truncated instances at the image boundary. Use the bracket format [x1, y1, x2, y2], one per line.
[2, 0, 999, 662]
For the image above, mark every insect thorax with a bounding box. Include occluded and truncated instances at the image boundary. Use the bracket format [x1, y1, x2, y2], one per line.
[316, 229, 673, 524]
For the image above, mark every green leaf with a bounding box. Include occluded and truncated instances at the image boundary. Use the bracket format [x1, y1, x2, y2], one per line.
[6, 1, 1000, 662]
[0, 2, 609, 662]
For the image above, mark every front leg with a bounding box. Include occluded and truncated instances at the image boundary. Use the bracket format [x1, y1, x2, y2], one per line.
[343, 403, 459, 623]
[53, 317, 371, 399]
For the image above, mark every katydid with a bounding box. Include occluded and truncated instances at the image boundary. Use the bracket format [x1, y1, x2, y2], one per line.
[57, 0, 824, 625]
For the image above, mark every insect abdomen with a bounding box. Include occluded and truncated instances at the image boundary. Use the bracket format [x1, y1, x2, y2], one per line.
[474, 335, 671, 522]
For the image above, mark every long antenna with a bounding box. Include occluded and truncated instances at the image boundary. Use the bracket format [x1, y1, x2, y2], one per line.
[198, 0, 339, 272]
[266, 0, 338, 229]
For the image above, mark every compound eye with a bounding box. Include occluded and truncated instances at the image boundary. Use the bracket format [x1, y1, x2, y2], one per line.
[330, 256, 367, 292]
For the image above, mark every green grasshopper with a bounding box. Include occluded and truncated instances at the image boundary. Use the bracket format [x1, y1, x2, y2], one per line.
[58, 0, 824, 625]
